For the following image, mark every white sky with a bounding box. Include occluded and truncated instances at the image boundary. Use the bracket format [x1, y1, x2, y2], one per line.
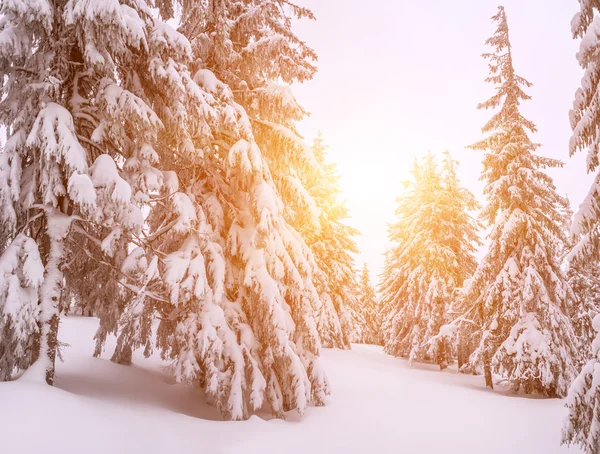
[293, 0, 593, 283]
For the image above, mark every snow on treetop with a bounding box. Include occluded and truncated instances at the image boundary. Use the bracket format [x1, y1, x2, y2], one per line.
[64, 0, 122, 24]
[0, 234, 44, 291]
[139, 144, 159, 163]
[64, 0, 147, 53]
[0, 19, 31, 59]
[576, 15, 600, 65]
[502, 313, 547, 358]
[228, 139, 263, 176]
[121, 247, 147, 274]
[120, 5, 147, 49]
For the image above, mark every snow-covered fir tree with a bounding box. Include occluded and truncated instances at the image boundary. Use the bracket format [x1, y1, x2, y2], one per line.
[131, 0, 330, 419]
[380, 152, 480, 369]
[569, 0, 600, 266]
[567, 0, 600, 361]
[303, 134, 363, 348]
[567, 259, 600, 363]
[356, 263, 380, 345]
[462, 6, 578, 396]
[562, 315, 600, 454]
[173, 3, 352, 349]
[0, 0, 161, 383]
[562, 2, 600, 447]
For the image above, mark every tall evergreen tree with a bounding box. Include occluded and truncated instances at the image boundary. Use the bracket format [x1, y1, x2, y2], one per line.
[462, 6, 577, 397]
[567, 260, 600, 362]
[566, 0, 600, 357]
[0, 0, 171, 383]
[357, 263, 380, 345]
[171, 2, 352, 350]
[562, 2, 600, 448]
[303, 134, 362, 348]
[563, 315, 600, 454]
[569, 0, 600, 266]
[380, 152, 479, 369]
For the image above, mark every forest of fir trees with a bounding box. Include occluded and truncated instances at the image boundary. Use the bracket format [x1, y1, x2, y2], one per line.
[3, 1, 600, 448]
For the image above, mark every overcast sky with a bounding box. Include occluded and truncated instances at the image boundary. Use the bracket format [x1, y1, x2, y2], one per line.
[292, 0, 591, 282]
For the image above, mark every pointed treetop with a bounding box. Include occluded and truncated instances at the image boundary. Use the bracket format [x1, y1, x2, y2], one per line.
[472, 5, 536, 139]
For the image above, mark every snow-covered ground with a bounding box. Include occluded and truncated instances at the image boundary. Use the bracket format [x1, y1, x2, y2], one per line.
[0, 317, 579, 454]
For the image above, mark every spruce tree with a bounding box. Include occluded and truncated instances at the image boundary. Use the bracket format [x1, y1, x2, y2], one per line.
[304, 134, 362, 348]
[567, 260, 600, 363]
[566, 0, 600, 358]
[562, 2, 600, 447]
[562, 315, 600, 454]
[463, 6, 577, 396]
[569, 0, 600, 265]
[0, 0, 165, 383]
[143, 1, 330, 419]
[380, 153, 479, 369]
[174, 3, 353, 349]
[357, 263, 380, 345]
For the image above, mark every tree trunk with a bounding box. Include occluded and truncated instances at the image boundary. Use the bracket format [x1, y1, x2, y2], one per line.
[457, 333, 466, 369]
[483, 357, 494, 390]
[111, 343, 133, 365]
[438, 339, 448, 371]
[36, 211, 70, 385]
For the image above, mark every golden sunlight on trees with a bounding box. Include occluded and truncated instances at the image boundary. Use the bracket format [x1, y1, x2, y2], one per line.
[380, 152, 480, 370]
[3, 1, 600, 453]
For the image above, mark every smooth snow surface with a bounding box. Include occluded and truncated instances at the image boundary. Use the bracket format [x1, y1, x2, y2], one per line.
[0, 317, 580, 454]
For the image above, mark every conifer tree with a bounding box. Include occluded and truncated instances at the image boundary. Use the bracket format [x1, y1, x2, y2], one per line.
[567, 260, 600, 362]
[133, 1, 330, 419]
[562, 2, 600, 446]
[357, 263, 380, 345]
[173, 3, 353, 349]
[562, 315, 600, 454]
[462, 6, 577, 396]
[0, 0, 164, 383]
[303, 134, 362, 348]
[566, 0, 600, 359]
[569, 0, 600, 266]
[380, 152, 479, 369]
